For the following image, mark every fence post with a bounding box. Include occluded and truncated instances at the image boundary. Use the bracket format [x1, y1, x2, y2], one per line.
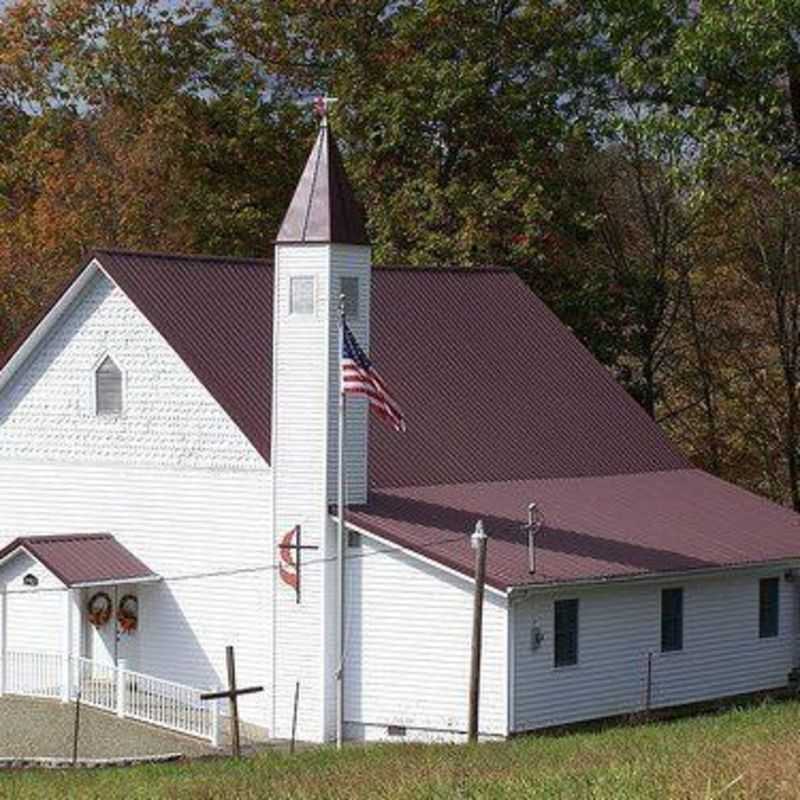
[61, 655, 71, 704]
[210, 686, 220, 747]
[61, 589, 74, 703]
[117, 659, 128, 718]
[0, 589, 6, 697]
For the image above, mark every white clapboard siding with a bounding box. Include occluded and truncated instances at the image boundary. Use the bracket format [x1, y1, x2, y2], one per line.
[326, 244, 371, 506]
[0, 270, 264, 472]
[512, 569, 798, 732]
[271, 244, 334, 743]
[0, 551, 72, 656]
[271, 243, 372, 743]
[343, 533, 508, 741]
[0, 460, 272, 728]
[0, 264, 273, 729]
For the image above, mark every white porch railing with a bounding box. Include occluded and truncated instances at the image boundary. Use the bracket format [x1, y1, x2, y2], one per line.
[124, 667, 215, 740]
[3, 651, 62, 699]
[73, 656, 119, 715]
[0, 651, 219, 745]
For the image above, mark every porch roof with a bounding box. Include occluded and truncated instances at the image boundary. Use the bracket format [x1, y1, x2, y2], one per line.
[0, 534, 158, 587]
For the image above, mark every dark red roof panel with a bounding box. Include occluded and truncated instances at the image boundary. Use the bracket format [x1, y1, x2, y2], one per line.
[369, 269, 687, 487]
[347, 469, 800, 590]
[0, 534, 156, 587]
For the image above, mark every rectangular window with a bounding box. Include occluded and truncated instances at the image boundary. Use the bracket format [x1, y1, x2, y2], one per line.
[554, 599, 578, 667]
[661, 588, 683, 652]
[340, 276, 360, 319]
[759, 577, 780, 638]
[347, 530, 362, 548]
[290, 276, 315, 315]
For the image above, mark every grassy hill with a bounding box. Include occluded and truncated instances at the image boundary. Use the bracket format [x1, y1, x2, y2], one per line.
[2, 698, 800, 799]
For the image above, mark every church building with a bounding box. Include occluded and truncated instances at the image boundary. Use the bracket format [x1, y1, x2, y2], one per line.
[0, 117, 799, 743]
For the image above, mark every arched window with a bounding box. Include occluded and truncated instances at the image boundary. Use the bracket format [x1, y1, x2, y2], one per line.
[95, 356, 123, 416]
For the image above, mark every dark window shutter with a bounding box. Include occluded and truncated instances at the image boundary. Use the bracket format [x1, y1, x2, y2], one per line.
[340, 276, 360, 319]
[759, 578, 779, 638]
[96, 356, 123, 416]
[554, 598, 579, 667]
[661, 588, 683, 652]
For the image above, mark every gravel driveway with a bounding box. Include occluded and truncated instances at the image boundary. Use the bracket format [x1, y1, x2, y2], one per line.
[0, 696, 215, 760]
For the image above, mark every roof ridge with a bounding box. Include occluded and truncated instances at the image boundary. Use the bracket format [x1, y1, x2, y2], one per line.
[19, 533, 112, 542]
[374, 265, 513, 273]
[90, 248, 515, 274]
[92, 248, 274, 267]
[301, 126, 325, 241]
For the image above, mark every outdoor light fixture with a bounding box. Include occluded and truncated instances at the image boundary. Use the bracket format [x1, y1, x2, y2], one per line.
[22, 574, 38, 587]
[531, 621, 544, 652]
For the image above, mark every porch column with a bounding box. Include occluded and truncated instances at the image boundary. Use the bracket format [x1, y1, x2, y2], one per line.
[0, 587, 6, 697]
[61, 587, 74, 703]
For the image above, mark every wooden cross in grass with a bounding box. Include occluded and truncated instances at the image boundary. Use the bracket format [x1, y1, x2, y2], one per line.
[201, 646, 263, 758]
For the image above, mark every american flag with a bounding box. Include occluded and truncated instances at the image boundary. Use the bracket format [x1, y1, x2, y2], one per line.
[341, 322, 406, 433]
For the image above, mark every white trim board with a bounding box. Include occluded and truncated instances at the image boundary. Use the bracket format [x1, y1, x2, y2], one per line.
[336, 517, 508, 600]
[0, 261, 99, 396]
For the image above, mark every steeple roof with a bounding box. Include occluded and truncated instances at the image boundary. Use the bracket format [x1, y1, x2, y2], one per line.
[276, 125, 369, 245]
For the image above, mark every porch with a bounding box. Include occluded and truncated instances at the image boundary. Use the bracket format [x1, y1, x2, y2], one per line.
[0, 533, 221, 744]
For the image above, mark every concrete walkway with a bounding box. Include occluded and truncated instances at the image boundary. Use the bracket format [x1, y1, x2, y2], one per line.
[0, 696, 215, 760]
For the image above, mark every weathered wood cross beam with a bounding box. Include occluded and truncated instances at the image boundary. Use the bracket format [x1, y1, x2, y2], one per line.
[201, 646, 263, 759]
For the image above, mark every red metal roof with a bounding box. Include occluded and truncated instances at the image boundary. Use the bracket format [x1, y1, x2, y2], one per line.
[3, 250, 799, 586]
[368, 268, 686, 487]
[347, 470, 800, 590]
[92, 252, 686, 483]
[0, 534, 157, 587]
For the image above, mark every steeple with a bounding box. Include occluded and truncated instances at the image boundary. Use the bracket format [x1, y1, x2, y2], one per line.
[276, 124, 369, 245]
[271, 108, 372, 743]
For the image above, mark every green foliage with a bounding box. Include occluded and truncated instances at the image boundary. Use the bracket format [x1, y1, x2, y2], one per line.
[2, 0, 800, 504]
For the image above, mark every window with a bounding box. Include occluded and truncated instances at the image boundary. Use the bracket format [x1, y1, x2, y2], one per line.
[554, 599, 578, 667]
[661, 588, 683, 652]
[340, 276, 360, 319]
[95, 356, 123, 417]
[347, 530, 362, 548]
[290, 276, 315, 315]
[759, 577, 780, 638]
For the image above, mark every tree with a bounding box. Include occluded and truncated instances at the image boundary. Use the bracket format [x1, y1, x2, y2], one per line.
[0, 0, 308, 351]
[217, 0, 593, 268]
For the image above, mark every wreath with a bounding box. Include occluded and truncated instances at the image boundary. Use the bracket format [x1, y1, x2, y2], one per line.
[117, 594, 138, 634]
[87, 592, 112, 627]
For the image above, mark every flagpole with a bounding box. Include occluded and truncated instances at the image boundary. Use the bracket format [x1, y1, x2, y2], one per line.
[336, 292, 346, 750]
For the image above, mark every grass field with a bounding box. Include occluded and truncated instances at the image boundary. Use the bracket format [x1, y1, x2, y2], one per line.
[2, 698, 800, 799]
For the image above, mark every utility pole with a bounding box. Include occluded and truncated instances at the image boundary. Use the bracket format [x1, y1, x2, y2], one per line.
[468, 520, 488, 743]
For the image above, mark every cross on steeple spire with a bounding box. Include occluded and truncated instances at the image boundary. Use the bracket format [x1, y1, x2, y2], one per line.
[313, 96, 338, 128]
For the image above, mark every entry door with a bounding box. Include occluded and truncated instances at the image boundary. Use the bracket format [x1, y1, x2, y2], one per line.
[81, 587, 140, 669]
[116, 604, 139, 671]
[82, 588, 115, 665]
